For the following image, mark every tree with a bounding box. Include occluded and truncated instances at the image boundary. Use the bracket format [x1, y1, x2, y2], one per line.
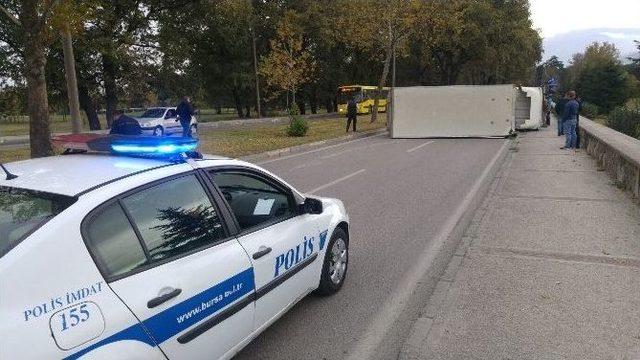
[50, 0, 92, 133]
[0, 0, 58, 157]
[335, 0, 415, 122]
[628, 40, 640, 80]
[259, 10, 315, 110]
[571, 42, 633, 113]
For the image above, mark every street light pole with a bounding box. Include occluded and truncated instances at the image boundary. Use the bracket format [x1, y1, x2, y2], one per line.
[389, 42, 396, 135]
[252, 28, 262, 118]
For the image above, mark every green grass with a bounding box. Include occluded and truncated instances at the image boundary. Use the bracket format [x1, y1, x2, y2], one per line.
[0, 108, 330, 136]
[199, 116, 385, 158]
[0, 115, 386, 163]
[0, 115, 110, 137]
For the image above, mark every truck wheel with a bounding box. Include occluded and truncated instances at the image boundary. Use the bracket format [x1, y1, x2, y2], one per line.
[153, 126, 164, 137]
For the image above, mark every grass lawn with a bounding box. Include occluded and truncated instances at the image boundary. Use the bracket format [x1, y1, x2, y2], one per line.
[0, 114, 112, 137]
[198, 116, 385, 158]
[0, 108, 330, 137]
[1, 115, 386, 163]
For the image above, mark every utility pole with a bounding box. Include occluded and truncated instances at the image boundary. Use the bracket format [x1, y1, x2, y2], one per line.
[389, 42, 396, 134]
[61, 28, 82, 133]
[252, 28, 261, 118]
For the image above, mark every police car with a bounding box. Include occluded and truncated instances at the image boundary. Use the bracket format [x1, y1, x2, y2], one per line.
[0, 135, 350, 359]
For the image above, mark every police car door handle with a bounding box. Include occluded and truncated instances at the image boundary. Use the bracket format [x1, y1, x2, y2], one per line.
[252, 246, 272, 260]
[147, 288, 182, 309]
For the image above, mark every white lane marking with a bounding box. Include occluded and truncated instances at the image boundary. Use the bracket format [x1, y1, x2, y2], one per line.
[256, 133, 387, 165]
[321, 139, 402, 159]
[406, 140, 435, 153]
[307, 169, 366, 194]
[346, 139, 510, 360]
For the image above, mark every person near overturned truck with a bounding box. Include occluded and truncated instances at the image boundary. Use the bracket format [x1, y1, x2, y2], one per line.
[560, 90, 580, 151]
[346, 98, 358, 133]
[555, 94, 568, 136]
[176, 96, 195, 137]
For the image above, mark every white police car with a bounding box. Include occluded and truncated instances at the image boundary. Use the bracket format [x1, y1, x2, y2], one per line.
[0, 136, 349, 359]
[135, 107, 198, 136]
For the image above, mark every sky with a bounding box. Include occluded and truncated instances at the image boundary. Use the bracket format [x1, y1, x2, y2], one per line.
[530, 0, 640, 38]
[529, 0, 640, 62]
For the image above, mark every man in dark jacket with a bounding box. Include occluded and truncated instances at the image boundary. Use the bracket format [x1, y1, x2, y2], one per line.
[555, 95, 568, 136]
[176, 96, 194, 137]
[346, 98, 358, 133]
[575, 95, 582, 148]
[561, 90, 580, 150]
[110, 110, 142, 135]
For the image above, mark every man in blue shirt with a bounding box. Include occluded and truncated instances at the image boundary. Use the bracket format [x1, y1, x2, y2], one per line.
[561, 90, 580, 150]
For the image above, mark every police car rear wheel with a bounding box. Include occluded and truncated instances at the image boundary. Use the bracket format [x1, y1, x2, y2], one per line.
[153, 126, 164, 136]
[316, 228, 348, 295]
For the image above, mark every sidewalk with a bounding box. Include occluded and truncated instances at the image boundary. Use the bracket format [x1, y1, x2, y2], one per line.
[401, 123, 640, 359]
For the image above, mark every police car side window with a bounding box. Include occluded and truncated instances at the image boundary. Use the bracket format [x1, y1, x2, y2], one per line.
[211, 171, 295, 231]
[86, 203, 148, 277]
[121, 175, 226, 261]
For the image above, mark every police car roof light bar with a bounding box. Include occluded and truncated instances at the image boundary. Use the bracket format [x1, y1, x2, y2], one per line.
[52, 134, 200, 160]
[110, 137, 198, 156]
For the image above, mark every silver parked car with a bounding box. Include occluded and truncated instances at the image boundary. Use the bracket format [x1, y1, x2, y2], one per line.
[135, 107, 198, 136]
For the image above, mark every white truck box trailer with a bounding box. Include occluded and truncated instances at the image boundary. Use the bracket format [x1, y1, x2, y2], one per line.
[515, 86, 544, 130]
[391, 84, 516, 138]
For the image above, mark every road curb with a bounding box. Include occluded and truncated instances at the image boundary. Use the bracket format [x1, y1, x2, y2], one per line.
[240, 128, 388, 163]
[345, 138, 513, 360]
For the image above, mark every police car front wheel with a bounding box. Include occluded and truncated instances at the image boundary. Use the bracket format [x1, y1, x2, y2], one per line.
[316, 227, 348, 295]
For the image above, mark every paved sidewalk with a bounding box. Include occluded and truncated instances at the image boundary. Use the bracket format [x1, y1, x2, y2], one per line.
[401, 124, 640, 359]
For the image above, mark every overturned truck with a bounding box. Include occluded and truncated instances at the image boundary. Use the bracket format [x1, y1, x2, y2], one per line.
[390, 84, 543, 138]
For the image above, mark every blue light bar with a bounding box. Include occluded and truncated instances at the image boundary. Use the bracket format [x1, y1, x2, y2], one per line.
[110, 137, 198, 157]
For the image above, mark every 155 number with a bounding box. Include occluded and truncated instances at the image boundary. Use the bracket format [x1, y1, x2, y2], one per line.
[60, 304, 90, 331]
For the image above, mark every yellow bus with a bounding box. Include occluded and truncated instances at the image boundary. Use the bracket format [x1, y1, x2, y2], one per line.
[337, 85, 390, 115]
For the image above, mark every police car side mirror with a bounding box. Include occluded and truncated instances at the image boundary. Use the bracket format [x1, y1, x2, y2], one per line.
[301, 197, 323, 215]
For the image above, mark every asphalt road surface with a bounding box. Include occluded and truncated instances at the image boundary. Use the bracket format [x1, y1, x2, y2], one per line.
[235, 134, 506, 360]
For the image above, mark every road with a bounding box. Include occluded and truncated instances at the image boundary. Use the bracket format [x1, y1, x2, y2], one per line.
[235, 134, 506, 360]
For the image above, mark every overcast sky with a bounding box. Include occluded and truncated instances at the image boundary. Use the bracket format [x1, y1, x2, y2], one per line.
[530, 0, 640, 38]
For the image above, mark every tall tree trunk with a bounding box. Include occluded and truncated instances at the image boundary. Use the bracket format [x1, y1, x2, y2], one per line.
[245, 103, 251, 118]
[371, 41, 393, 123]
[21, 1, 52, 157]
[102, 53, 118, 128]
[309, 87, 318, 114]
[324, 97, 332, 113]
[296, 93, 305, 115]
[232, 89, 243, 118]
[61, 29, 82, 133]
[78, 84, 101, 130]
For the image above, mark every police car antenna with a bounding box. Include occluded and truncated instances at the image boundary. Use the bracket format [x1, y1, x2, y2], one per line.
[0, 163, 18, 180]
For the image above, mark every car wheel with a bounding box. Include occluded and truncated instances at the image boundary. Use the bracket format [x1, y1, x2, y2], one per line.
[153, 126, 164, 137]
[316, 227, 348, 296]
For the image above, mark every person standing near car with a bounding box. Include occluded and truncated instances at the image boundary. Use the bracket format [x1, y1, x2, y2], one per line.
[176, 96, 194, 137]
[346, 98, 357, 133]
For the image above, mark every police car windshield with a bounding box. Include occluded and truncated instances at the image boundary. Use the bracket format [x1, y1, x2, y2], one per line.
[139, 108, 166, 118]
[0, 187, 76, 257]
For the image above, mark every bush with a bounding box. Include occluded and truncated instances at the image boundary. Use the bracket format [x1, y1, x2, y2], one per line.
[580, 102, 599, 119]
[606, 103, 640, 139]
[286, 114, 308, 137]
